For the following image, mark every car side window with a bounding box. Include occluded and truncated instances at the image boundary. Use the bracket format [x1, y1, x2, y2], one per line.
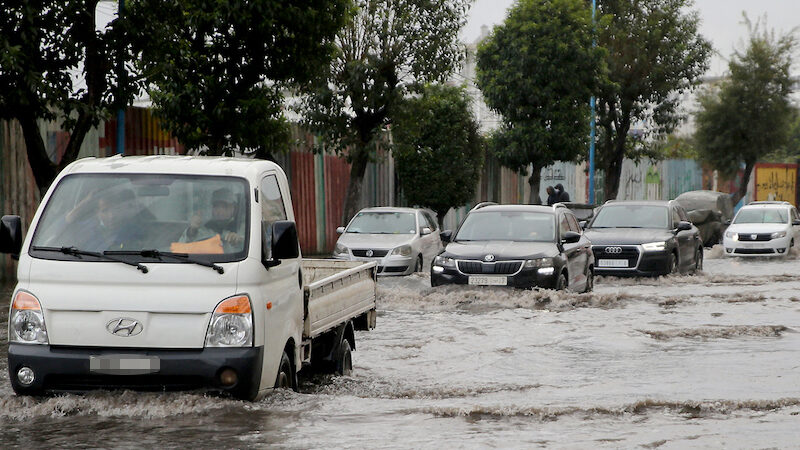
[566, 213, 581, 233]
[559, 214, 570, 237]
[790, 208, 798, 222]
[423, 212, 438, 231]
[671, 208, 681, 228]
[677, 206, 689, 222]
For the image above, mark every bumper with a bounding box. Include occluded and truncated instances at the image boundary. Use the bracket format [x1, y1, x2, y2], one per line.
[722, 236, 791, 256]
[430, 266, 558, 289]
[594, 250, 670, 277]
[8, 343, 263, 399]
[333, 255, 414, 276]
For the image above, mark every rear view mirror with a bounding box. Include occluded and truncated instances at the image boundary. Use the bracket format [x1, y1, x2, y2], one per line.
[440, 230, 453, 243]
[336, 226, 345, 234]
[793, 220, 800, 226]
[724, 219, 731, 226]
[421, 227, 432, 236]
[562, 231, 581, 244]
[263, 220, 299, 267]
[676, 221, 692, 231]
[0, 215, 23, 258]
[579, 221, 587, 229]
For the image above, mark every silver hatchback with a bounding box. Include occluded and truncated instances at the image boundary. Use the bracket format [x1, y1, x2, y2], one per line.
[332, 207, 443, 275]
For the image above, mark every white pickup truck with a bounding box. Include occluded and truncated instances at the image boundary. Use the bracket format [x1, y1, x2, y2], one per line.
[0, 156, 377, 400]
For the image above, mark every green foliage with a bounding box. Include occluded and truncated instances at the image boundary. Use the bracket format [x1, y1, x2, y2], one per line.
[125, 0, 351, 156]
[650, 134, 699, 160]
[0, 0, 123, 193]
[299, 0, 469, 221]
[474, 0, 602, 196]
[695, 16, 796, 202]
[763, 108, 800, 163]
[392, 84, 484, 224]
[596, 0, 711, 199]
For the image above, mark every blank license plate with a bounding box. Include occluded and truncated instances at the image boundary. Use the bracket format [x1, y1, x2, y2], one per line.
[598, 259, 628, 268]
[90, 355, 160, 375]
[468, 276, 508, 286]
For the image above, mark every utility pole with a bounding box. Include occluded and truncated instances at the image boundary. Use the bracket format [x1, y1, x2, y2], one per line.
[588, 0, 596, 204]
[116, 0, 125, 155]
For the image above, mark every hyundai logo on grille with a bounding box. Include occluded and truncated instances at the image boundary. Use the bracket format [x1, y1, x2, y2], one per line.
[106, 318, 143, 337]
[484, 254, 495, 262]
[365, 249, 374, 257]
[604, 246, 623, 254]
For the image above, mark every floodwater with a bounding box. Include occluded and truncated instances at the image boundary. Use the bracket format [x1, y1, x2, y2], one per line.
[1, 247, 800, 448]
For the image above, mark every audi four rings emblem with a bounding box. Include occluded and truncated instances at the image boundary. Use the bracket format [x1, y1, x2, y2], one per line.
[605, 246, 623, 254]
[365, 249, 374, 257]
[484, 254, 495, 262]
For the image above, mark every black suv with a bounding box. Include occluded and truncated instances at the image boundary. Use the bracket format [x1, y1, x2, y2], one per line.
[584, 200, 703, 276]
[430, 204, 594, 291]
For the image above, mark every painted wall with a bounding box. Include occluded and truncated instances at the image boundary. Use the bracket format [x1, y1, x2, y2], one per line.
[754, 163, 798, 205]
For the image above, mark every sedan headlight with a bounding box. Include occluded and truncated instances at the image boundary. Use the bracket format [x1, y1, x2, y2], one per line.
[524, 257, 554, 268]
[205, 295, 253, 347]
[433, 255, 456, 267]
[771, 231, 787, 239]
[641, 241, 666, 251]
[333, 243, 349, 256]
[391, 244, 412, 256]
[724, 231, 738, 240]
[9, 291, 48, 344]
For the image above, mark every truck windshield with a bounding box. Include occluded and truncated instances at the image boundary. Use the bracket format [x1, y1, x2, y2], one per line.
[346, 212, 417, 234]
[590, 205, 669, 229]
[455, 211, 555, 242]
[30, 174, 250, 262]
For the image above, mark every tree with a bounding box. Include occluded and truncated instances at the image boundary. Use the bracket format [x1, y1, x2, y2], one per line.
[300, 0, 469, 223]
[0, 1, 122, 196]
[475, 0, 602, 204]
[595, 0, 711, 200]
[695, 17, 797, 205]
[392, 84, 484, 229]
[124, 0, 351, 157]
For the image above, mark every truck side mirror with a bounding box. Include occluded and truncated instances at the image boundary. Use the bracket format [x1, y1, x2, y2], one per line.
[440, 230, 452, 243]
[0, 215, 23, 258]
[263, 220, 299, 267]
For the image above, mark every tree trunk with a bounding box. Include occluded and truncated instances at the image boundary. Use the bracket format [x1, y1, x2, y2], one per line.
[18, 113, 58, 198]
[604, 157, 622, 201]
[436, 208, 449, 231]
[342, 146, 369, 225]
[528, 166, 542, 205]
[731, 160, 755, 207]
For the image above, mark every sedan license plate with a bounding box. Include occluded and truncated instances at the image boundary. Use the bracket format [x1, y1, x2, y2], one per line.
[468, 276, 508, 286]
[598, 259, 628, 268]
[90, 355, 160, 375]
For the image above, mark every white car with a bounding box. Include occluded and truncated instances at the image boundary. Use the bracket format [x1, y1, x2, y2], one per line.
[332, 207, 442, 275]
[723, 201, 800, 257]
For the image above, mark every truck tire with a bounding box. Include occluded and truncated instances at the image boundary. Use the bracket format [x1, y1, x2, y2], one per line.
[335, 340, 353, 376]
[274, 351, 294, 390]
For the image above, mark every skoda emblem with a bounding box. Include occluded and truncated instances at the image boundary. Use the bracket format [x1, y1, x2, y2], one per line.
[106, 318, 143, 337]
[605, 246, 623, 254]
[750, 234, 757, 240]
[366, 249, 374, 257]
[484, 254, 495, 262]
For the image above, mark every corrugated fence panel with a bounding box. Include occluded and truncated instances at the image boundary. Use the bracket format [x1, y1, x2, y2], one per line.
[324, 154, 350, 254]
[290, 151, 316, 254]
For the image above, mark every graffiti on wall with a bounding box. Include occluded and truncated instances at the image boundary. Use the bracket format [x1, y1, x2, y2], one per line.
[755, 164, 797, 205]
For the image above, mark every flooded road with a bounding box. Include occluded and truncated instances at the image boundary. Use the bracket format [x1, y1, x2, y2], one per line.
[1, 248, 800, 448]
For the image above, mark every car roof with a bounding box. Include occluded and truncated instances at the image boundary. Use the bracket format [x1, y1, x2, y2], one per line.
[470, 204, 559, 214]
[602, 200, 671, 207]
[357, 207, 423, 214]
[740, 202, 793, 209]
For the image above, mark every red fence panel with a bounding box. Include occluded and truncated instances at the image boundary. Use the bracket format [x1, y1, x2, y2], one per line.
[290, 151, 316, 254]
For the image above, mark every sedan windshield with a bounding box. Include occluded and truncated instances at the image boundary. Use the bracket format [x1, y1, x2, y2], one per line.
[590, 205, 669, 229]
[346, 212, 417, 234]
[31, 174, 249, 261]
[455, 211, 555, 242]
[734, 208, 788, 224]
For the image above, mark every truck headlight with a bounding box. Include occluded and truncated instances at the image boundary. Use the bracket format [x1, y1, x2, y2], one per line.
[333, 243, 349, 257]
[205, 295, 253, 347]
[391, 245, 412, 256]
[641, 241, 666, 251]
[9, 291, 48, 344]
[725, 231, 738, 240]
[524, 257, 553, 268]
[433, 255, 456, 268]
[771, 231, 787, 239]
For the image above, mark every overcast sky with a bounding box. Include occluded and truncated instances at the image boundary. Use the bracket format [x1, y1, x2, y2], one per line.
[461, 0, 800, 77]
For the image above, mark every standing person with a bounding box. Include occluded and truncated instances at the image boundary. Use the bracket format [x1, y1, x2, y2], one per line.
[545, 186, 558, 206]
[555, 183, 570, 203]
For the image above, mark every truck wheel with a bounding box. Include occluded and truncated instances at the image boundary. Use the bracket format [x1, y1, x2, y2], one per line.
[274, 351, 294, 390]
[335, 340, 353, 376]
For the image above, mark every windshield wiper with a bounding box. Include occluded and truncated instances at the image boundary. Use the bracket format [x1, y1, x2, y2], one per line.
[31, 246, 149, 273]
[107, 249, 224, 274]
